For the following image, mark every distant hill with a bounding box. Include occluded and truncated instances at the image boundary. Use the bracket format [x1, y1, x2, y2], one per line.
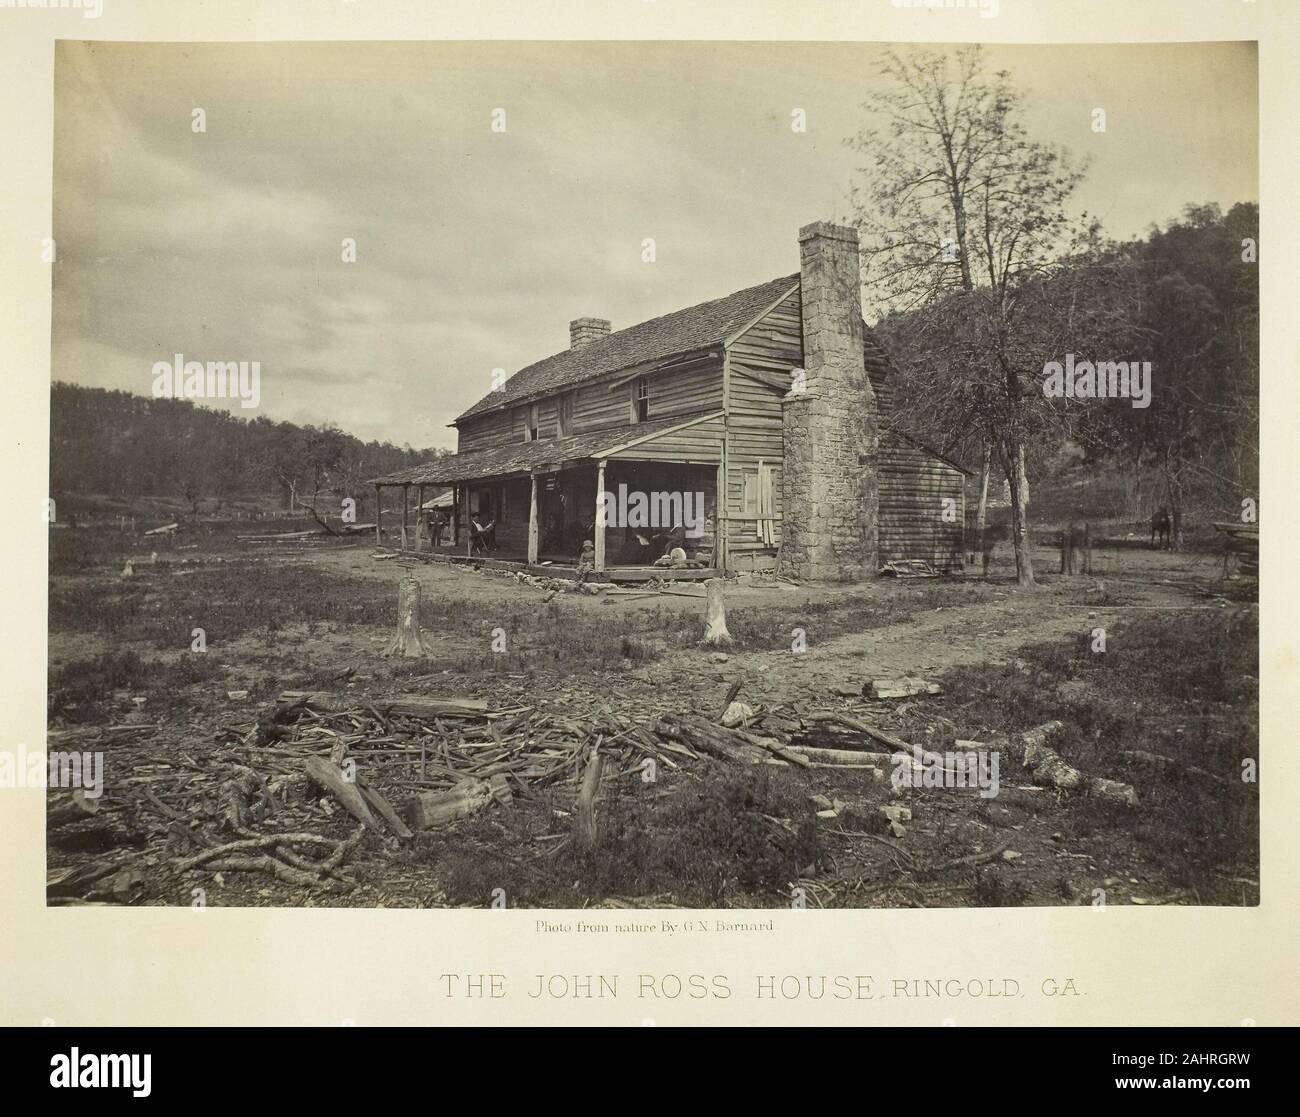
[50, 383, 442, 518]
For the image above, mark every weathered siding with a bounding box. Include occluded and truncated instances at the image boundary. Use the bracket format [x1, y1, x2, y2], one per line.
[863, 332, 897, 422]
[724, 290, 801, 564]
[727, 289, 802, 385]
[647, 360, 723, 420]
[457, 408, 513, 453]
[462, 356, 725, 448]
[605, 414, 724, 462]
[877, 432, 965, 572]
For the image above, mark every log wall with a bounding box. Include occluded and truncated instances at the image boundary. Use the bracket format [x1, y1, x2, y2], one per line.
[877, 432, 966, 572]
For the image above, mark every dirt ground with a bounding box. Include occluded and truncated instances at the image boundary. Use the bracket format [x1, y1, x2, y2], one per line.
[45, 532, 1258, 910]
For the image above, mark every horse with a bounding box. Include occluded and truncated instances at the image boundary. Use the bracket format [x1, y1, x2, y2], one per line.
[1150, 506, 1171, 549]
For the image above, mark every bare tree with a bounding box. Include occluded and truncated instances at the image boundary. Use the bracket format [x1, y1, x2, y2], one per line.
[847, 45, 1089, 584]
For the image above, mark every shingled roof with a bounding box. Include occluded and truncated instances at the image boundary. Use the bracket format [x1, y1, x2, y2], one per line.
[372, 412, 720, 486]
[456, 273, 800, 422]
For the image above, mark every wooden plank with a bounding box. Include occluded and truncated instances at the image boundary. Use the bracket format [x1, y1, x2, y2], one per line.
[527, 474, 539, 565]
[594, 460, 606, 572]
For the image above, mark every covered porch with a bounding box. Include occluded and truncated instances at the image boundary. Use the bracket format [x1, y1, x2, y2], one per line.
[369, 412, 726, 578]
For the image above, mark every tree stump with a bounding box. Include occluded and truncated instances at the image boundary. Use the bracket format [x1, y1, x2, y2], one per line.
[385, 575, 431, 657]
[702, 578, 733, 645]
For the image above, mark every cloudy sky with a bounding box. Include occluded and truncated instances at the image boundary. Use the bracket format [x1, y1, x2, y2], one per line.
[52, 40, 1257, 451]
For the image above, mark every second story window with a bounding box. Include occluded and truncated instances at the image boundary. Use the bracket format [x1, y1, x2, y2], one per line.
[521, 403, 539, 442]
[632, 377, 649, 423]
[557, 392, 574, 438]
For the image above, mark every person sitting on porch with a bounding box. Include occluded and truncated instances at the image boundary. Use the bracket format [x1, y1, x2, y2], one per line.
[655, 520, 687, 559]
[469, 516, 496, 555]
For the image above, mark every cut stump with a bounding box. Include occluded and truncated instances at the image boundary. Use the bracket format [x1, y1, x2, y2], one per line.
[385, 575, 431, 657]
[701, 578, 732, 646]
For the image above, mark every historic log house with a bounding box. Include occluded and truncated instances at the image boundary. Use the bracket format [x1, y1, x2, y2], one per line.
[371, 221, 968, 581]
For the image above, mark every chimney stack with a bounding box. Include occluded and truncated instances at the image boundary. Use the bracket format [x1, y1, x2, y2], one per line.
[777, 221, 879, 582]
[569, 317, 611, 350]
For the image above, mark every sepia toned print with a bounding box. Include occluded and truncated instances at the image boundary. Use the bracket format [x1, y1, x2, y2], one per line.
[44, 39, 1258, 912]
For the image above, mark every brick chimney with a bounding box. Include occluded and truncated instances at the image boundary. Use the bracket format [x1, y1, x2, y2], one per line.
[569, 317, 611, 349]
[777, 221, 879, 581]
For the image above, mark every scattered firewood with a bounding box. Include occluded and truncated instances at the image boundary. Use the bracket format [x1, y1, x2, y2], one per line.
[47, 789, 102, 828]
[720, 701, 754, 728]
[303, 756, 383, 831]
[718, 680, 743, 720]
[576, 746, 604, 848]
[356, 779, 414, 840]
[1088, 777, 1139, 808]
[785, 744, 891, 769]
[1015, 722, 1138, 807]
[218, 767, 275, 829]
[735, 731, 812, 768]
[404, 778, 495, 830]
[869, 677, 942, 699]
[278, 692, 491, 720]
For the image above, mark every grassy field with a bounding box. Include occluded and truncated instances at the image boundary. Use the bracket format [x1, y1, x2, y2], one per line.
[45, 524, 1259, 909]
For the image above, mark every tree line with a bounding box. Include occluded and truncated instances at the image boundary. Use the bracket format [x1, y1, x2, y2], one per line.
[49, 383, 445, 518]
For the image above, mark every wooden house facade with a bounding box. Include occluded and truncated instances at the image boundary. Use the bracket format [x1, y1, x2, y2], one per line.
[372, 223, 967, 579]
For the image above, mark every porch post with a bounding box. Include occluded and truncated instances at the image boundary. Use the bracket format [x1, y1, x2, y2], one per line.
[451, 484, 460, 549]
[416, 484, 426, 550]
[715, 462, 727, 572]
[374, 485, 382, 546]
[594, 460, 607, 572]
[527, 474, 539, 565]
[401, 485, 410, 549]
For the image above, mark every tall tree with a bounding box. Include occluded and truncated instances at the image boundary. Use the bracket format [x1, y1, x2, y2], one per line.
[848, 45, 1089, 584]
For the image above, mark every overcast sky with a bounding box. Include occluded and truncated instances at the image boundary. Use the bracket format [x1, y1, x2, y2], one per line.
[52, 40, 1257, 451]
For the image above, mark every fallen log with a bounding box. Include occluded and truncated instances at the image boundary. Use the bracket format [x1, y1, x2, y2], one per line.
[356, 779, 414, 839]
[46, 789, 102, 828]
[1017, 722, 1082, 789]
[869, 677, 941, 699]
[278, 692, 491, 720]
[735, 731, 813, 769]
[1088, 776, 1139, 808]
[404, 778, 495, 830]
[576, 747, 604, 848]
[303, 756, 383, 831]
[805, 711, 912, 753]
[785, 744, 893, 768]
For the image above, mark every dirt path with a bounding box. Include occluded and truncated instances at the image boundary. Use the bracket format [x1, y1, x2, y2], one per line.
[640, 580, 1204, 706]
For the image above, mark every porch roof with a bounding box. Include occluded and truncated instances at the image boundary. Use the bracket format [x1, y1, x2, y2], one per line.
[370, 411, 721, 486]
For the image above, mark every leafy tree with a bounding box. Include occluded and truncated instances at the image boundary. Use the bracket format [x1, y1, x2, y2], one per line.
[848, 45, 1091, 583]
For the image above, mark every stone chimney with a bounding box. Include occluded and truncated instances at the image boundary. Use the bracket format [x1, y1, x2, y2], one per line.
[569, 317, 611, 349]
[777, 221, 879, 582]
